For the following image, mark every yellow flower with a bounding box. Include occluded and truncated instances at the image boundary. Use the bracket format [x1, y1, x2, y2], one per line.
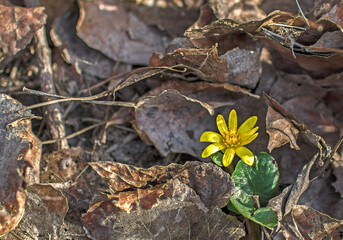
[200, 109, 258, 167]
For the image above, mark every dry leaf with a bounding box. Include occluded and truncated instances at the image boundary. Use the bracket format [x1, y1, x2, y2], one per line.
[151, 43, 262, 88]
[135, 89, 214, 157]
[6, 184, 69, 239]
[0, 94, 41, 236]
[0, 4, 46, 67]
[134, 80, 269, 158]
[186, 9, 343, 77]
[128, 0, 203, 37]
[292, 205, 343, 239]
[50, 3, 126, 79]
[266, 102, 300, 152]
[209, 0, 266, 22]
[83, 161, 243, 240]
[332, 157, 343, 197]
[76, 0, 169, 65]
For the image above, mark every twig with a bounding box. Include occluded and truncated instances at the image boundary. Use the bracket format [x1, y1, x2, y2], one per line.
[295, 0, 310, 28]
[41, 121, 106, 145]
[25, 0, 69, 149]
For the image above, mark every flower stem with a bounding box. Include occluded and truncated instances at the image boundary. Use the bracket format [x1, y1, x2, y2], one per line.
[228, 164, 234, 175]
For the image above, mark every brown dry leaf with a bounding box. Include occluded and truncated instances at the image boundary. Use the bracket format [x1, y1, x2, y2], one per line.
[298, 177, 341, 218]
[186, 10, 343, 77]
[50, 3, 127, 79]
[266, 104, 300, 152]
[134, 80, 269, 158]
[273, 204, 343, 239]
[128, 0, 203, 38]
[83, 161, 244, 240]
[6, 184, 69, 239]
[292, 205, 343, 239]
[265, 71, 340, 147]
[0, 4, 46, 67]
[0, 94, 41, 236]
[209, 0, 266, 22]
[320, 0, 343, 31]
[282, 205, 343, 240]
[89, 161, 234, 207]
[332, 156, 343, 197]
[264, 94, 331, 155]
[135, 89, 214, 157]
[76, 0, 169, 65]
[269, 154, 317, 236]
[150, 42, 262, 88]
[150, 44, 229, 83]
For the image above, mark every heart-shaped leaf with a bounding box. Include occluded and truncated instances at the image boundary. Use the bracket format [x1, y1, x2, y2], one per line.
[228, 152, 279, 229]
[230, 189, 278, 229]
[232, 152, 279, 206]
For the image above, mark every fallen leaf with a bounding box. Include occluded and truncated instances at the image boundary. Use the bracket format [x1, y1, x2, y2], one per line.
[186, 10, 343, 77]
[150, 43, 262, 88]
[299, 177, 341, 218]
[134, 80, 269, 158]
[7, 184, 69, 239]
[83, 161, 243, 240]
[76, 0, 169, 65]
[0, 94, 41, 236]
[135, 88, 214, 157]
[266, 102, 300, 152]
[287, 205, 343, 240]
[320, 1, 343, 31]
[51, 3, 128, 79]
[89, 161, 234, 208]
[150, 44, 230, 83]
[0, 4, 46, 67]
[332, 157, 343, 197]
[264, 94, 331, 155]
[128, 0, 203, 38]
[209, 0, 266, 22]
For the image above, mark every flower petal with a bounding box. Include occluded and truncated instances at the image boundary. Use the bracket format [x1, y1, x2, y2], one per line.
[201, 143, 226, 158]
[200, 131, 223, 143]
[240, 127, 259, 138]
[222, 148, 235, 167]
[228, 109, 237, 133]
[240, 132, 259, 145]
[238, 116, 257, 135]
[216, 114, 228, 136]
[236, 146, 254, 166]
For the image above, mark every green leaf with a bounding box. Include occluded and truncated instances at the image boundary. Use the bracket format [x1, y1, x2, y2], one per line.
[250, 207, 278, 229]
[230, 190, 278, 229]
[232, 152, 279, 206]
[210, 151, 223, 166]
[227, 201, 240, 214]
[228, 152, 279, 229]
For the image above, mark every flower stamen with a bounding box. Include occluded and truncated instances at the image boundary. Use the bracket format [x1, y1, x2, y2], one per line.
[225, 133, 240, 147]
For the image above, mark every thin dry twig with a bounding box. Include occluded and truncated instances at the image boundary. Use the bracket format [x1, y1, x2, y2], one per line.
[25, 0, 69, 149]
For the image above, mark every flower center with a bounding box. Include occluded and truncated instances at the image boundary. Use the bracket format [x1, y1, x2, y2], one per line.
[225, 132, 240, 147]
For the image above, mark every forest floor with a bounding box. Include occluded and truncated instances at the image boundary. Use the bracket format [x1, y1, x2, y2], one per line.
[0, 0, 342, 239]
